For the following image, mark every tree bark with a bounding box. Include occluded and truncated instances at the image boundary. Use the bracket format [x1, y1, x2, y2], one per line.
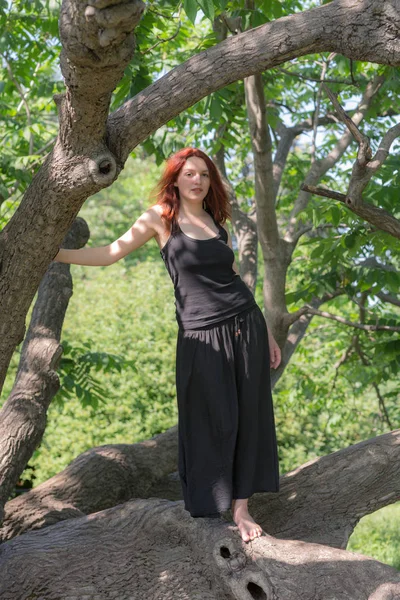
[107, 0, 400, 164]
[1, 2, 400, 594]
[0, 426, 178, 542]
[0, 496, 399, 600]
[0, 218, 89, 523]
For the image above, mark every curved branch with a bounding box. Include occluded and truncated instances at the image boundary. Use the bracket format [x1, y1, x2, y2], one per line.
[1, 431, 400, 600]
[107, 0, 400, 164]
[0, 426, 178, 542]
[377, 292, 400, 308]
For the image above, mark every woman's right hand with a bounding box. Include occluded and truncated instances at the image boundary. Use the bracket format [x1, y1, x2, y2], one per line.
[54, 206, 163, 266]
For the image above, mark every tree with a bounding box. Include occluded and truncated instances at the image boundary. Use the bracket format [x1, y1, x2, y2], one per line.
[0, 0, 400, 597]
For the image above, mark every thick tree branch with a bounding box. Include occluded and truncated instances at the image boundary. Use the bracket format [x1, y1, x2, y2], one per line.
[2, 426, 399, 559]
[0, 0, 146, 396]
[377, 292, 400, 308]
[255, 429, 400, 550]
[1, 495, 399, 600]
[107, 0, 400, 165]
[0, 426, 178, 542]
[0, 219, 89, 524]
[244, 72, 290, 337]
[244, 74, 280, 249]
[58, 0, 145, 154]
[1, 0, 400, 394]
[242, 1, 290, 342]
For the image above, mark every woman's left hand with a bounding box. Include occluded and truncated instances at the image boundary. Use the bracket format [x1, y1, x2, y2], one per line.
[268, 334, 281, 369]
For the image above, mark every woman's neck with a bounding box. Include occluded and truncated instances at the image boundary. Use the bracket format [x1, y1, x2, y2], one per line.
[178, 199, 207, 219]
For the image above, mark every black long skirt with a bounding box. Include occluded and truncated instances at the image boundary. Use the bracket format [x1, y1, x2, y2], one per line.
[175, 303, 280, 518]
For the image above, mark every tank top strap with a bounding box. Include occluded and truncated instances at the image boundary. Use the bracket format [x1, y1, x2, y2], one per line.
[206, 209, 224, 235]
[210, 213, 227, 242]
[171, 216, 179, 236]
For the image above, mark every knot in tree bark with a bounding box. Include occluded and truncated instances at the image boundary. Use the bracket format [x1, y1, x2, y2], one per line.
[88, 153, 117, 185]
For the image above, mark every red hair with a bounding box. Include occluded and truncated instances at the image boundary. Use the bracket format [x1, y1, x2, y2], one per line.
[155, 147, 231, 231]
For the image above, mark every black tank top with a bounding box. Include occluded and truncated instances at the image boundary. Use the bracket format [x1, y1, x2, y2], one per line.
[160, 212, 256, 330]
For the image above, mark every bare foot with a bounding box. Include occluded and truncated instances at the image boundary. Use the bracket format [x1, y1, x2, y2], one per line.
[231, 499, 263, 542]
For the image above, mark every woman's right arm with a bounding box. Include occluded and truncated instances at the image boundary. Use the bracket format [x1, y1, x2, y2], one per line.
[54, 207, 162, 266]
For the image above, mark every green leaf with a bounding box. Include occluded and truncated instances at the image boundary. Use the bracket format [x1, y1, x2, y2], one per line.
[63, 375, 75, 391]
[183, 0, 198, 24]
[210, 96, 223, 120]
[329, 205, 341, 227]
[344, 233, 356, 249]
[196, 0, 214, 21]
[310, 245, 322, 260]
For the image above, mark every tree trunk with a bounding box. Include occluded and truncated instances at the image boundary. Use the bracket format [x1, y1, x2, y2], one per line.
[0, 219, 89, 522]
[0, 496, 399, 600]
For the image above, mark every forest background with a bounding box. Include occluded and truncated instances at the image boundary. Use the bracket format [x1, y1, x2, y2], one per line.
[0, 0, 399, 573]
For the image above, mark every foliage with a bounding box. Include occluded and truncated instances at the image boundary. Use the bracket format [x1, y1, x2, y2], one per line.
[0, 0, 61, 226]
[56, 339, 130, 411]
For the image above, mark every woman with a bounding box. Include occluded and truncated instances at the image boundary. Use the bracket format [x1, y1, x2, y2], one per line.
[55, 147, 281, 543]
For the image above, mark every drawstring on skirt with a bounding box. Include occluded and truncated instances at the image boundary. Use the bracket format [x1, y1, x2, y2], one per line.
[234, 314, 244, 337]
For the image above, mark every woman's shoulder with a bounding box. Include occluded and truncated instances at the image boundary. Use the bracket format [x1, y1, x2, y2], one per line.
[144, 204, 167, 229]
[146, 203, 163, 219]
[146, 204, 171, 249]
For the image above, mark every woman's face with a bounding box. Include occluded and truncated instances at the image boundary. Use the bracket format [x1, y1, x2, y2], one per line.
[174, 157, 211, 205]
